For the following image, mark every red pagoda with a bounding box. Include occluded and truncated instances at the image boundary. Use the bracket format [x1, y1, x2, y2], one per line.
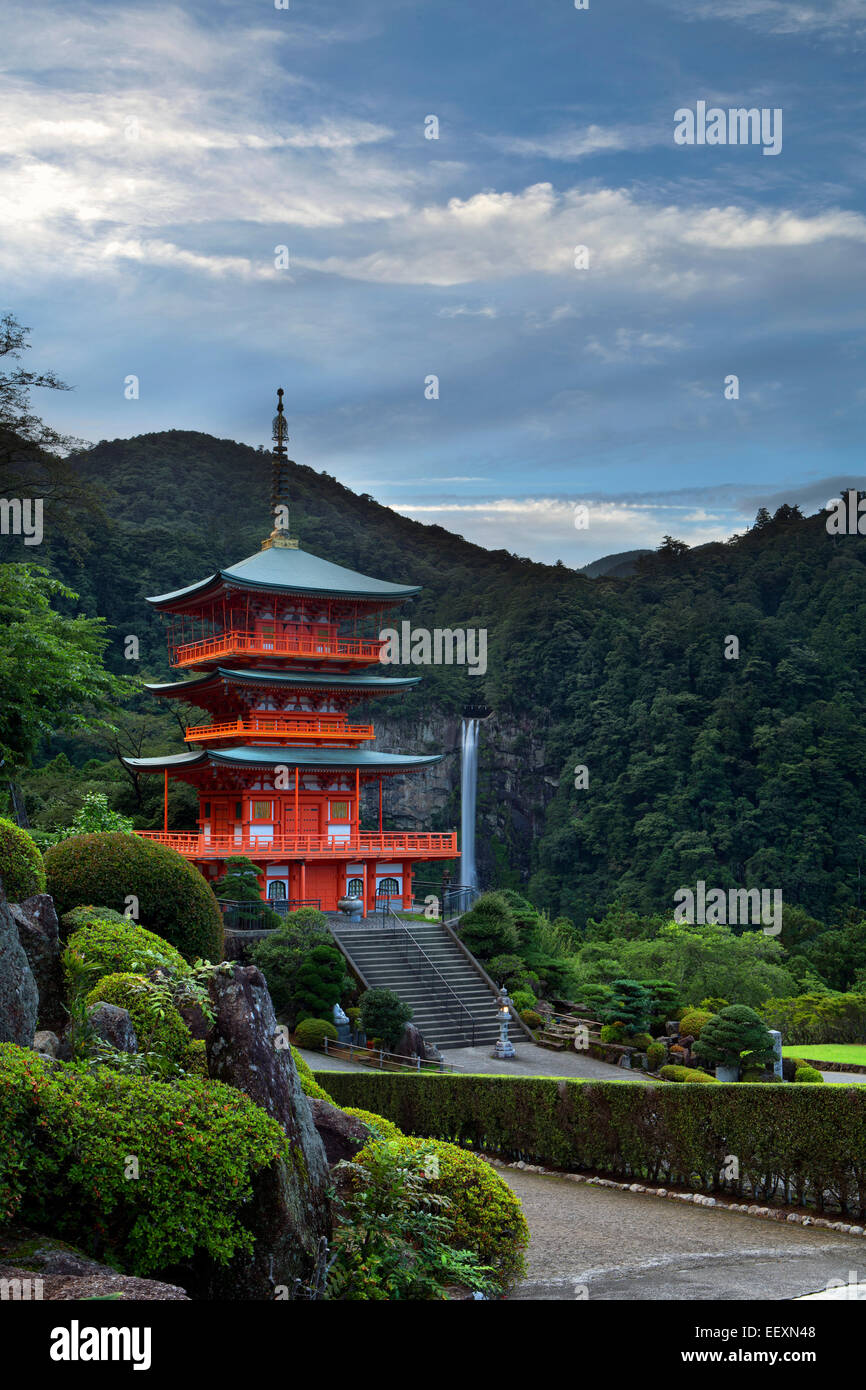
[125, 391, 456, 915]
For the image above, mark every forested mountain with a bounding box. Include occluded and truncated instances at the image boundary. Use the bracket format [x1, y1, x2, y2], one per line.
[5, 430, 866, 928]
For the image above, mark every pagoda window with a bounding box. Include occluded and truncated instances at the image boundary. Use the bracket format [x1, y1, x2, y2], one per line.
[203, 802, 211, 818]
[235, 802, 243, 820]
[346, 878, 363, 899]
[251, 799, 272, 820]
[329, 800, 349, 821]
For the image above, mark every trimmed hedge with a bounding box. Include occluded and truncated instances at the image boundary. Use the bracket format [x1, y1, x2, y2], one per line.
[0, 817, 46, 902]
[316, 1071, 866, 1216]
[341, 1107, 403, 1141]
[0, 1043, 289, 1274]
[45, 833, 223, 962]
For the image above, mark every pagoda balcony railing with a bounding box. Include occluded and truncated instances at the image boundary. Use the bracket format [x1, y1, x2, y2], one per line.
[136, 830, 457, 860]
[170, 630, 385, 668]
[184, 716, 375, 745]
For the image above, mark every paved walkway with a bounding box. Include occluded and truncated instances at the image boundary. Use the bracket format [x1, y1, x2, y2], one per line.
[303, 1043, 646, 1081]
[501, 1169, 863, 1301]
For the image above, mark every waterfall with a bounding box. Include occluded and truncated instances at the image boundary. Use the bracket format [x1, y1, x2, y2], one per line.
[460, 717, 480, 891]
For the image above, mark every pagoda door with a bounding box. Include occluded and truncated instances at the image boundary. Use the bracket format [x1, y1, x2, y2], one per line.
[211, 799, 232, 848]
[301, 804, 320, 841]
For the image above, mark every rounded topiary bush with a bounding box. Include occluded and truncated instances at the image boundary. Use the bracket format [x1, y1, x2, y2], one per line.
[293, 1017, 338, 1051]
[63, 917, 190, 998]
[45, 833, 223, 962]
[600, 1022, 628, 1044]
[520, 1009, 543, 1030]
[627, 1031, 655, 1050]
[85, 972, 194, 1067]
[341, 1107, 403, 1141]
[679, 1008, 715, 1039]
[795, 1064, 824, 1084]
[659, 1064, 719, 1084]
[0, 818, 46, 902]
[646, 1041, 666, 1071]
[61, 905, 129, 933]
[355, 1136, 529, 1290]
[510, 988, 537, 1013]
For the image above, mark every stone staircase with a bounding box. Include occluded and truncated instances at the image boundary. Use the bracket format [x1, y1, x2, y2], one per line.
[329, 919, 504, 1049]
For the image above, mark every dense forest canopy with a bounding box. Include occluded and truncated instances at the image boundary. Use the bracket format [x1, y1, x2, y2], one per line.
[3, 425, 865, 931]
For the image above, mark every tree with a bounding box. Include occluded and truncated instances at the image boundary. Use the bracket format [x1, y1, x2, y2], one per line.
[359, 988, 412, 1047]
[693, 1005, 776, 1073]
[212, 855, 263, 902]
[55, 790, 134, 838]
[0, 565, 132, 797]
[603, 977, 652, 1034]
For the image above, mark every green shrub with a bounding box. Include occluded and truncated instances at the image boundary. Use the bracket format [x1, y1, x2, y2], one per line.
[679, 1008, 715, 1040]
[355, 1135, 529, 1290]
[487, 953, 526, 987]
[0, 817, 46, 902]
[457, 892, 519, 962]
[600, 1022, 628, 1044]
[520, 1009, 543, 1030]
[85, 973, 194, 1069]
[698, 998, 728, 1013]
[646, 1042, 666, 1071]
[511, 988, 537, 1013]
[627, 1032, 654, 1050]
[45, 833, 223, 962]
[55, 792, 135, 839]
[694, 1005, 776, 1072]
[359, 988, 412, 1047]
[293, 1017, 338, 1051]
[795, 1065, 824, 1084]
[659, 1064, 719, 1084]
[63, 917, 190, 999]
[286, 906, 329, 935]
[291, 1045, 334, 1101]
[319, 1073, 866, 1215]
[61, 904, 129, 933]
[341, 1107, 403, 1141]
[0, 1043, 288, 1275]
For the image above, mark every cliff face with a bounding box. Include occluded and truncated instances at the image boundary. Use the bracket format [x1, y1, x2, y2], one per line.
[365, 709, 557, 890]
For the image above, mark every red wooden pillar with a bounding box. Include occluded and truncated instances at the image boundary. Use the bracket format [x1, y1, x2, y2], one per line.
[355, 767, 360, 844]
[362, 860, 368, 920]
[163, 768, 168, 836]
[300, 861, 306, 904]
[294, 767, 299, 846]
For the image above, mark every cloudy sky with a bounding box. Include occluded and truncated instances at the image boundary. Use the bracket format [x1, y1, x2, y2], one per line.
[2, 0, 864, 565]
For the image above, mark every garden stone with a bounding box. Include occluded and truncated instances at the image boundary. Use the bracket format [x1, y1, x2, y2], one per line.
[308, 1098, 370, 1166]
[10, 895, 65, 1033]
[393, 1022, 427, 1060]
[86, 1002, 138, 1053]
[32, 1030, 59, 1057]
[201, 962, 330, 1299]
[0, 892, 38, 1045]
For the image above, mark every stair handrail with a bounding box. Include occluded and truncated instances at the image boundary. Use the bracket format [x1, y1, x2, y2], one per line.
[380, 906, 477, 1046]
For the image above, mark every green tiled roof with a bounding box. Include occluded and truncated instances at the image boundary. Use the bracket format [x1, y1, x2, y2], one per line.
[122, 746, 442, 774]
[147, 543, 420, 607]
[146, 667, 421, 697]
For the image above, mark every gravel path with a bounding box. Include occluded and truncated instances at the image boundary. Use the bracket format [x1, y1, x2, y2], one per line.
[501, 1169, 863, 1301]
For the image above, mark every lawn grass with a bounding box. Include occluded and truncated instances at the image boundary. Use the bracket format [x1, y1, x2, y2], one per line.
[781, 1044, 866, 1065]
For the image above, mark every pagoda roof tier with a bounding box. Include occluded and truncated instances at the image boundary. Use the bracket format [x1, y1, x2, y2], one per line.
[145, 666, 421, 700]
[146, 544, 420, 611]
[122, 746, 442, 776]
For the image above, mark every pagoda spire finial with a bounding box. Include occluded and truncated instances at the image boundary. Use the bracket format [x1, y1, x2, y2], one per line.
[262, 385, 298, 550]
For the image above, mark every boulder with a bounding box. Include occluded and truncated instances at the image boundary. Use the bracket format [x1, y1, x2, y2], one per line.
[308, 1097, 369, 1166]
[202, 962, 330, 1299]
[0, 1226, 188, 1300]
[424, 1040, 444, 1064]
[0, 893, 38, 1045]
[86, 1002, 138, 1053]
[32, 1030, 59, 1058]
[10, 895, 65, 1033]
[393, 1022, 427, 1060]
